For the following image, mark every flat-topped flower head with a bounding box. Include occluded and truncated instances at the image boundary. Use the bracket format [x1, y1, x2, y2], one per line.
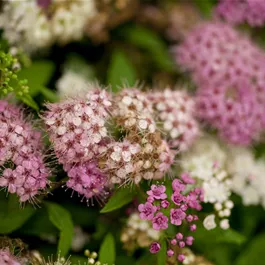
[148, 89, 199, 151]
[0, 100, 49, 202]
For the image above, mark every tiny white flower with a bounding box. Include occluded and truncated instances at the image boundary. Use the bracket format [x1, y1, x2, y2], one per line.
[203, 214, 217, 230]
[220, 219, 230, 230]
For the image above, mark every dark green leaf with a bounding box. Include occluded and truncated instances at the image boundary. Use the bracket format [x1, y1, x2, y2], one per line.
[235, 233, 265, 265]
[21, 94, 39, 110]
[18, 60, 55, 97]
[41, 87, 59, 102]
[99, 233, 116, 264]
[100, 186, 137, 213]
[46, 202, 74, 256]
[122, 26, 174, 71]
[157, 239, 167, 265]
[107, 50, 137, 92]
[0, 195, 35, 234]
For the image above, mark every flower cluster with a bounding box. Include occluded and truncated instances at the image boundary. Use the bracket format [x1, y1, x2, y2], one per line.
[215, 0, 265, 26]
[0, 248, 22, 265]
[174, 22, 265, 145]
[0, 0, 97, 52]
[227, 147, 265, 208]
[120, 212, 160, 252]
[138, 181, 203, 262]
[148, 88, 199, 151]
[181, 136, 233, 230]
[0, 100, 49, 202]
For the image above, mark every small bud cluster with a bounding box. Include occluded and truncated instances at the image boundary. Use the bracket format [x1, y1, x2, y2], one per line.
[138, 179, 203, 262]
[120, 212, 160, 252]
[0, 100, 49, 202]
[148, 89, 199, 151]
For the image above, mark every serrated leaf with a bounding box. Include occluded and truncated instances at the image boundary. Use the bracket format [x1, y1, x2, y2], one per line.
[157, 239, 167, 265]
[46, 202, 74, 256]
[18, 60, 55, 97]
[121, 25, 174, 71]
[99, 233, 116, 264]
[107, 50, 137, 92]
[0, 195, 35, 234]
[100, 186, 137, 213]
[235, 233, 265, 265]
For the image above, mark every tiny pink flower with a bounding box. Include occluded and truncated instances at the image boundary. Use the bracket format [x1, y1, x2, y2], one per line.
[190, 224, 197, 231]
[138, 202, 157, 220]
[181, 172, 195, 184]
[172, 179, 185, 192]
[178, 254, 185, 262]
[167, 249, 174, 257]
[171, 192, 185, 205]
[186, 214, 194, 222]
[170, 209, 186, 226]
[152, 212, 169, 230]
[147, 184, 167, 200]
[171, 239, 177, 245]
[176, 232, 183, 240]
[186, 236, 194, 246]
[161, 200, 169, 209]
[150, 242, 161, 254]
[179, 241, 185, 248]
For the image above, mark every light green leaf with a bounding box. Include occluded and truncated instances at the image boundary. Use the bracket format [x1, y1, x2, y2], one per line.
[0, 195, 35, 234]
[107, 50, 137, 92]
[100, 186, 137, 213]
[41, 87, 59, 102]
[99, 233, 116, 265]
[18, 60, 55, 97]
[157, 239, 167, 265]
[121, 25, 174, 71]
[46, 202, 74, 256]
[235, 233, 265, 265]
[193, 0, 214, 18]
[21, 94, 39, 110]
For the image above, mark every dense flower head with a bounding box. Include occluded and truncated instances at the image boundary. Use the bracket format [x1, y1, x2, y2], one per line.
[121, 212, 160, 252]
[148, 88, 199, 151]
[174, 22, 265, 145]
[181, 137, 233, 229]
[0, 100, 49, 202]
[138, 179, 203, 262]
[113, 88, 156, 134]
[64, 161, 108, 201]
[0, 249, 21, 265]
[43, 89, 111, 164]
[215, 0, 265, 26]
[0, 0, 97, 52]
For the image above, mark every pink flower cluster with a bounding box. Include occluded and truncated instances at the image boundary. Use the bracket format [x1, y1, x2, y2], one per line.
[174, 22, 265, 145]
[138, 177, 203, 262]
[148, 89, 199, 151]
[215, 0, 265, 26]
[0, 249, 21, 265]
[0, 100, 49, 202]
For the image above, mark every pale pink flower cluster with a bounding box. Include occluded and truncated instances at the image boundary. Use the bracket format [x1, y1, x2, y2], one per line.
[0, 100, 49, 202]
[215, 0, 265, 26]
[148, 89, 199, 151]
[138, 179, 203, 262]
[174, 22, 265, 145]
[0, 249, 21, 265]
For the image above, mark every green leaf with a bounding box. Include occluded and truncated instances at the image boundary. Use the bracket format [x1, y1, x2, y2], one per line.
[0, 195, 35, 234]
[107, 50, 137, 92]
[20, 94, 39, 110]
[99, 233, 116, 265]
[100, 186, 137, 213]
[46, 202, 74, 256]
[121, 25, 174, 71]
[18, 60, 55, 97]
[157, 239, 167, 265]
[41, 87, 59, 102]
[235, 233, 265, 265]
[193, 0, 215, 18]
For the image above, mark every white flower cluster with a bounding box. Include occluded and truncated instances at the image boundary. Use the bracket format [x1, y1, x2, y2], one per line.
[181, 136, 233, 230]
[0, 0, 97, 52]
[56, 71, 90, 99]
[228, 147, 265, 208]
[120, 212, 160, 251]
